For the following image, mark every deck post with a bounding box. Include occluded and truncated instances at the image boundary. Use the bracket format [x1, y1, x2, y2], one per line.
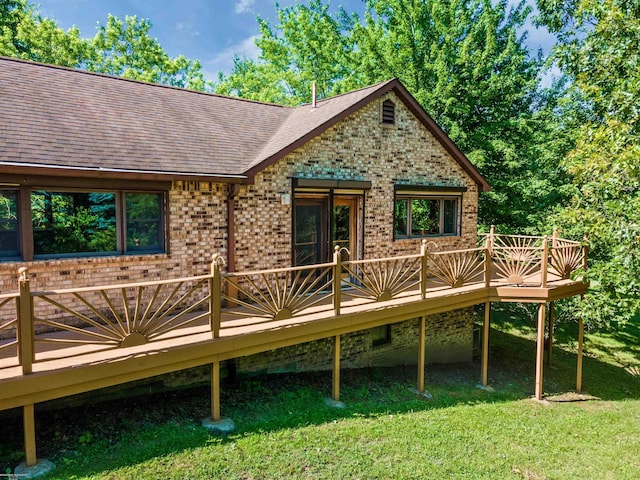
[23, 403, 37, 466]
[576, 295, 585, 392]
[487, 225, 495, 251]
[481, 301, 491, 386]
[420, 240, 428, 299]
[17, 267, 33, 375]
[211, 361, 221, 421]
[541, 237, 549, 288]
[547, 301, 555, 365]
[484, 248, 492, 288]
[552, 228, 559, 248]
[333, 246, 342, 316]
[332, 335, 341, 401]
[417, 316, 426, 392]
[534, 303, 547, 400]
[210, 255, 223, 338]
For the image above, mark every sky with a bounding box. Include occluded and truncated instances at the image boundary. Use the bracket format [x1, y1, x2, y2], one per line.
[36, 0, 556, 83]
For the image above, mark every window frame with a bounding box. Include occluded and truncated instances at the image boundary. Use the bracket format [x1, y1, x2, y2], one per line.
[0, 178, 169, 262]
[393, 185, 465, 240]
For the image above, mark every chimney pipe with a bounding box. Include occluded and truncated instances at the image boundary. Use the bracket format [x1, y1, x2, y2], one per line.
[312, 81, 317, 109]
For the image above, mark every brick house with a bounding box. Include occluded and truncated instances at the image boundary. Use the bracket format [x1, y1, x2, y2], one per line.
[0, 56, 490, 372]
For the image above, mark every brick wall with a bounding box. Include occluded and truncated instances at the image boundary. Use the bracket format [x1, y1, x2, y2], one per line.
[234, 92, 478, 273]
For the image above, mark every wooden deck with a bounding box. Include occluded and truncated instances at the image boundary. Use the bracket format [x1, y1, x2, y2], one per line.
[0, 232, 589, 469]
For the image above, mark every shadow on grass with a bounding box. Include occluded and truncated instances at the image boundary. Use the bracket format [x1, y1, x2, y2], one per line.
[1, 323, 639, 478]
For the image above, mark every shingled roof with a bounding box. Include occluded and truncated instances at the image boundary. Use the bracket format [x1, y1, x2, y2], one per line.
[0, 57, 489, 191]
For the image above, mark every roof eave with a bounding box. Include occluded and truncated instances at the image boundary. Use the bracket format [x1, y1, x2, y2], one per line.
[0, 163, 248, 184]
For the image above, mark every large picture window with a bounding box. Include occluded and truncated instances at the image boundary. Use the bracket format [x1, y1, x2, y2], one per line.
[1, 187, 165, 261]
[394, 193, 461, 239]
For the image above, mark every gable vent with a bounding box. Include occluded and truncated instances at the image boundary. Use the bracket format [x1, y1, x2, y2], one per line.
[381, 99, 396, 125]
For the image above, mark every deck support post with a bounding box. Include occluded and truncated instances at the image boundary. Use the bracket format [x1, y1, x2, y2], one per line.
[547, 301, 555, 365]
[14, 403, 55, 477]
[481, 302, 491, 386]
[534, 303, 547, 400]
[17, 268, 33, 375]
[202, 360, 235, 433]
[211, 361, 221, 421]
[332, 335, 341, 401]
[576, 295, 585, 392]
[417, 316, 426, 392]
[24, 403, 37, 466]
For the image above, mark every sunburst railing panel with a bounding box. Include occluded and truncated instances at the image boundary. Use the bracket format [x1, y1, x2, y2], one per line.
[342, 254, 422, 302]
[549, 242, 586, 279]
[0, 293, 19, 366]
[220, 263, 335, 324]
[491, 235, 545, 284]
[31, 275, 212, 360]
[429, 248, 486, 289]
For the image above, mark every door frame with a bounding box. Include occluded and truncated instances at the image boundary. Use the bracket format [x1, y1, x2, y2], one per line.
[292, 188, 366, 266]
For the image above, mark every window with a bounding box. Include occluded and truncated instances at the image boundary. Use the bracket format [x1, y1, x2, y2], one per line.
[381, 99, 395, 125]
[1, 188, 165, 261]
[394, 194, 460, 238]
[372, 324, 391, 347]
[0, 190, 19, 259]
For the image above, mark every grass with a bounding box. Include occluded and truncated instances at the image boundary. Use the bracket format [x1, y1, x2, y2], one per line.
[2, 307, 640, 479]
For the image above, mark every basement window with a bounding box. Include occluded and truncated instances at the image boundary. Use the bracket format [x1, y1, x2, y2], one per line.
[381, 99, 396, 125]
[372, 324, 392, 347]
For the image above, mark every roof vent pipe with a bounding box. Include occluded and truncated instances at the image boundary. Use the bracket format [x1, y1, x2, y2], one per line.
[312, 81, 317, 109]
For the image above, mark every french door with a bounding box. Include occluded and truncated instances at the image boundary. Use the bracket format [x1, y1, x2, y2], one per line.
[294, 194, 360, 266]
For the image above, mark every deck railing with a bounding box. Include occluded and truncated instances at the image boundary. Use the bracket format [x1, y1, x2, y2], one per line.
[1, 231, 588, 375]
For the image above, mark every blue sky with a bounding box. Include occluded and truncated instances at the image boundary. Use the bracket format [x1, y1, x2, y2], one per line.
[36, 0, 556, 82]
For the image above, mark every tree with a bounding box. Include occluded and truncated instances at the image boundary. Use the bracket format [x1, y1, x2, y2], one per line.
[0, 0, 89, 66]
[216, 0, 360, 103]
[537, 0, 640, 326]
[0, 2, 210, 90]
[86, 14, 210, 90]
[217, 0, 568, 232]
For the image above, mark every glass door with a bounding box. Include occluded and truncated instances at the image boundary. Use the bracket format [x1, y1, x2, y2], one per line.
[333, 197, 357, 261]
[294, 198, 327, 266]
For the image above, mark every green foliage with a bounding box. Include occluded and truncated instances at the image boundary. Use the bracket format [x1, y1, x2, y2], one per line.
[86, 14, 210, 90]
[0, 0, 89, 65]
[217, 0, 569, 232]
[538, 0, 640, 326]
[0, 1, 209, 90]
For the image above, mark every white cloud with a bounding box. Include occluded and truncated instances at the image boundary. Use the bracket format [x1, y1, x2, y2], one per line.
[204, 34, 261, 78]
[175, 22, 200, 38]
[234, 0, 256, 14]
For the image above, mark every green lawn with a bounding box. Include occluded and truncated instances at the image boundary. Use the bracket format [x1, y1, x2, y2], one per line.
[3, 308, 640, 479]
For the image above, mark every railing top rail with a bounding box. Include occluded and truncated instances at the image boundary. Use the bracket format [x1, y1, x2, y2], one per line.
[492, 245, 546, 251]
[223, 261, 336, 278]
[0, 292, 19, 300]
[31, 273, 213, 297]
[493, 233, 547, 240]
[344, 253, 422, 265]
[431, 246, 486, 256]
